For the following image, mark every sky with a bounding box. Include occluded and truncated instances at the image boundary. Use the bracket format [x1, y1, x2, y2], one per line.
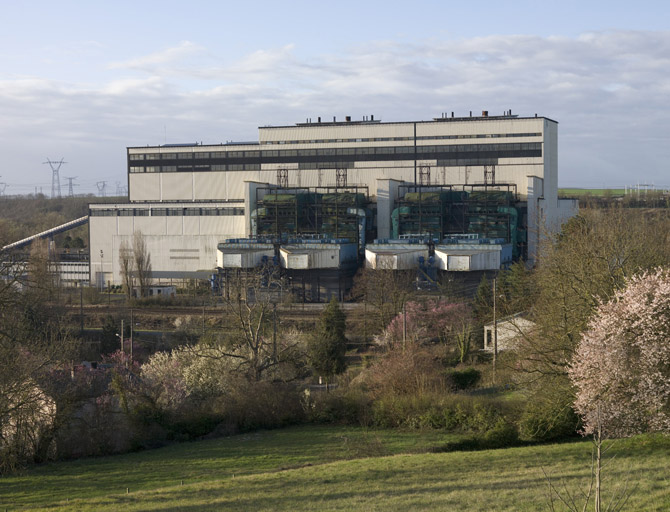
[1, 0, 669, 195]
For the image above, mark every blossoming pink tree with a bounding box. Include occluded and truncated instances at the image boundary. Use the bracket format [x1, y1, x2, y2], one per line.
[382, 300, 472, 356]
[569, 268, 670, 438]
[566, 269, 670, 512]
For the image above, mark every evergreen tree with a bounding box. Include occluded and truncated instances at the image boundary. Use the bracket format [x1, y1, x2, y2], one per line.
[308, 297, 348, 390]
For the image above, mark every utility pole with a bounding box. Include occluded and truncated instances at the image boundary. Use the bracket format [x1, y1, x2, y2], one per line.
[79, 280, 84, 334]
[130, 308, 134, 362]
[402, 302, 407, 349]
[272, 302, 278, 363]
[99, 250, 105, 292]
[492, 277, 498, 384]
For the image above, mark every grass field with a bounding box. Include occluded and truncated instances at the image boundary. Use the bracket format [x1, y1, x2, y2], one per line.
[559, 188, 626, 197]
[1, 426, 669, 511]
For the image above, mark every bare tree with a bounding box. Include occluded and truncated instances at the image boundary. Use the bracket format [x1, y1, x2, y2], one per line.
[118, 240, 134, 299]
[351, 268, 415, 334]
[132, 231, 152, 298]
[208, 264, 305, 382]
[0, 256, 77, 472]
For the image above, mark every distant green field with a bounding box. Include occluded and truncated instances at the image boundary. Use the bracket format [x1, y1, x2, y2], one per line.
[559, 188, 626, 197]
[2, 426, 669, 511]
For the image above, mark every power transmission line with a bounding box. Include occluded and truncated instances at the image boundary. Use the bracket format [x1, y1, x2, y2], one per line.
[43, 158, 67, 198]
[96, 181, 107, 197]
[64, 176, 79, 197]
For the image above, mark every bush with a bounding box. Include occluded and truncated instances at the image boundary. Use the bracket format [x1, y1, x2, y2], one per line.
[444, 367, 481, 390]
[222, 382, 305, 432]
[365, 391, 520, 435]
[432, 413, 521, 452]
[307, 388, 372, 425]
[371, 394, 438, 428]
[483, 417, 519, 446]
[518, 394, 579, 442]
[359, 343, 447, 398]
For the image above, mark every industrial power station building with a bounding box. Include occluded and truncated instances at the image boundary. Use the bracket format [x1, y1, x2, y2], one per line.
[89, 111, 577, 296]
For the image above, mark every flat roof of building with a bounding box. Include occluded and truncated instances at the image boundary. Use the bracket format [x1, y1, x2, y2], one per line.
[268, 113, 557, 129]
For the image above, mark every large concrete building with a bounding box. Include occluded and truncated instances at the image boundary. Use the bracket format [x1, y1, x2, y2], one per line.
[89, 111, 577, 288]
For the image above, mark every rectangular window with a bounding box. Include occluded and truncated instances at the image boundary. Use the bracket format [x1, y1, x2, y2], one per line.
[177, 153, 192, 159]
[129, 154, 145, 160]
[162, 166, 177, 172]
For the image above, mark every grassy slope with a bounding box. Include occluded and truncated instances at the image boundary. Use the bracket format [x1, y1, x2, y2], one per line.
[2, 426, 669, 511]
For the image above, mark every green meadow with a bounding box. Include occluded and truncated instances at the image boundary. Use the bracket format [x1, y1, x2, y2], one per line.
[559, 188, 626, 197]
[2, 426, 669, 511]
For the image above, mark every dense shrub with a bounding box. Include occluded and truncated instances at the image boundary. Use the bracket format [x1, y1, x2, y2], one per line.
[222, 381, 305, 432]
[367, 392, 520, 435]
[359, 344, 447, 398]
[306, 388, 372, 425]
[444, 367, 481, 390]
[518, 391, 579, 442]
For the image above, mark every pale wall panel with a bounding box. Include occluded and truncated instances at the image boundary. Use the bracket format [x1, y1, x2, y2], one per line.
[129, 174, 160, 201]
[161, 173, 193, 201]
[194, 172, 227, 200]
[166, 217, 183, 235]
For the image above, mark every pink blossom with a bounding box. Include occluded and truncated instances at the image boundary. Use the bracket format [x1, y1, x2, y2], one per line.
[569, 268, 670, 437]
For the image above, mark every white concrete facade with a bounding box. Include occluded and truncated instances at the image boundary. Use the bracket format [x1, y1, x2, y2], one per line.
[90, 113, 575, 285]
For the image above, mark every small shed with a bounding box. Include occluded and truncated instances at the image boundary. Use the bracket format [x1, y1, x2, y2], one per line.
[483, 314, 535, 352]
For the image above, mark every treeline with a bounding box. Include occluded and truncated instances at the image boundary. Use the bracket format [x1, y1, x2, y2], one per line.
[566, 190, 670, 209]
[0, 194, 123, 247]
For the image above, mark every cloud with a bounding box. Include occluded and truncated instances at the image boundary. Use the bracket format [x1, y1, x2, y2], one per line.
[108, 41, 205, 73]
[2, 30, 670, 193]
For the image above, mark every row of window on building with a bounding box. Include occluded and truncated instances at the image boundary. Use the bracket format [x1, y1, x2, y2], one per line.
[90, 207, 245, 217]
[261, 131, 542, 145]
[128, 142, 542, 173]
